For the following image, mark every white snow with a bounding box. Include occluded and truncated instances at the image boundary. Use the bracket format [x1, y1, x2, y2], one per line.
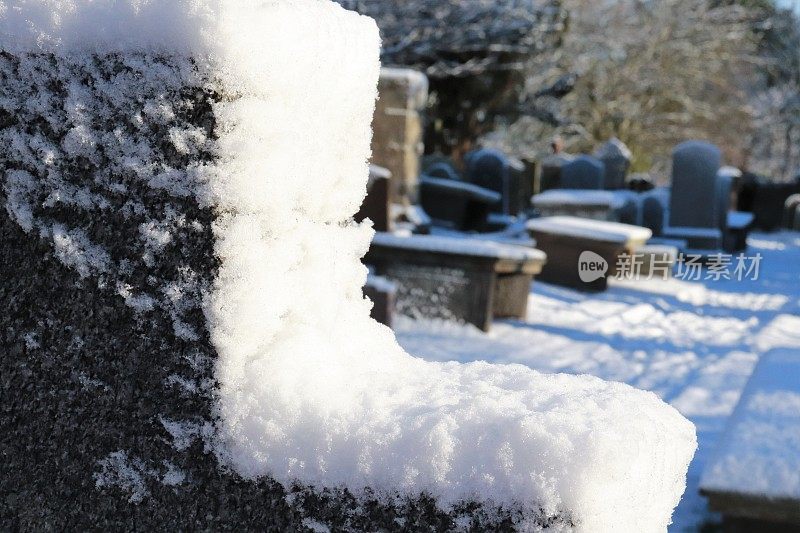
[201, 4, 693, 530]
[372, 232, 546, 262]
[532, 189, 627, 208]
[50, 224, 112, 279]
[2, 1, 697, 530]
[700, 348, 800, 500]
[527, 216, 652, 243]
[396, 231, 800, 531]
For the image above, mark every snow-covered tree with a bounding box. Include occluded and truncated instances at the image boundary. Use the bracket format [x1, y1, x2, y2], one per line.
[339, 0, 566, 162]
[491, 0, 761, 176]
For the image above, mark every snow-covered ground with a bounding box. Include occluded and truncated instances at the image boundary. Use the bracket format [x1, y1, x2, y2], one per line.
[396, 231, 800, 531]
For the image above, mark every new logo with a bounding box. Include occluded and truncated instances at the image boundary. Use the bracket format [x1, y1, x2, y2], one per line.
[578, 251, 608, 283]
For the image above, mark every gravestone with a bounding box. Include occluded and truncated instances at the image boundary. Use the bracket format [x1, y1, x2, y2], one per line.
[419, 176, 500, 231]
[0, 2, 697, 531]
[641, 188, 671, 237]
[664, 141, 724, 249]
[466, 148, 512, 214]
[363, 275, 396, 328]
[668, 141, 722, 229]
[751, 181, 800, 231]
[365, 234, 546, 331]
[425, 161, 461, 181]
[531, 189, 633, 222]
[715, 169, 752, 252]
[371, 68, 429, 206]
[561, 155, 605, 190]
[538, 153, 574, 192]
[594, 138, 632, 190]
[526, 216, 652, 291]
[784, 194, 800, 230]
[0, 2, 504, 529]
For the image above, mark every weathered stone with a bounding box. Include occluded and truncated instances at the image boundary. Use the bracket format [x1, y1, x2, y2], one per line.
[370, 68, 428, 206]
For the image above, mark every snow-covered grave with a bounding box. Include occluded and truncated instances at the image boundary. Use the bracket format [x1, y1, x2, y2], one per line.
[366, 233, 546, 331]
[0, 1, 695, 530]
[531, 189, 634, 222]
[527, 216, 652, 291]
[700, 347, 800, 526]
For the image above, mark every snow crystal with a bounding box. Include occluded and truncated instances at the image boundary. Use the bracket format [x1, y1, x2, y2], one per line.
[94, 451, 150, 504]
[159, 417, 203, 452]
[116, 283, 156, 313]
[1, 1, 696, 530]
[21, 332, 39, 351]
[50, 224, 111, 278]
[302, 519, 332, 533]
[162, 463, 187, 487]
[4, 170, 37, 232]
[164, 374, 202, 395]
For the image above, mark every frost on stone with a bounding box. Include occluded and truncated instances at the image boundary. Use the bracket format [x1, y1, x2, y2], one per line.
[162, 463, 187, 487]
[94, 451, 151, 504]
[0, 1, 696, 531]
[159, 416, 208, 452]
[50, 225, 112, 279]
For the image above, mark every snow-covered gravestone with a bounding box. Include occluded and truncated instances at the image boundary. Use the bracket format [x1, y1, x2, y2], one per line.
[561, 155, 605, 190]
[0, 1, 696, 530]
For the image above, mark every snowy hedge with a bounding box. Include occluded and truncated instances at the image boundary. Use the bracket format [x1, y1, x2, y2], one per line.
[0, 1, 696, 531]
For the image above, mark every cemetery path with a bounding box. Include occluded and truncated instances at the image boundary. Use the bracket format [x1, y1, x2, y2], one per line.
[396, 231, 800, 532]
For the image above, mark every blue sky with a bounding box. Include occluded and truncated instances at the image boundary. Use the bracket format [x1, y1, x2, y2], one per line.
[778, 0, 800, 12]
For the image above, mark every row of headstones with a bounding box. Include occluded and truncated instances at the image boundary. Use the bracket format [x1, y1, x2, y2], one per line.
[422, 137, 634, 222]
[738, 175, 800, 231]
[541, 138, 635, 192]
[418, 149, 531, 232]
[533, 140, 752, 252]
[544, 140, 800, 234]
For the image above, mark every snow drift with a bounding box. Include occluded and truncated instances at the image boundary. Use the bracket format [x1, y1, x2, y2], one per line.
[0, 1, 696, 531]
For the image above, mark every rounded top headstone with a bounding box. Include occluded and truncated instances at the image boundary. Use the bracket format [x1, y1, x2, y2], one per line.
[594, 137, 632, 160]
[561, 154, 605, 190]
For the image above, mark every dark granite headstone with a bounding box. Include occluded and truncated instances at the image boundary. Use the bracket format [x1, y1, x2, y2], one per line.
[594, 138, 632, 190]
[466, 148, 511, 214]
[539, 153, 574, 192]
[668, 141, 722, 229]
[466, 148, 524, 215]
[425, 161, 461, 181]
[751, 181, 800, 231]
[419, 176, 500, 231]
[0, 48, 559, 533]
[641, 188, 671, 237]
[560, 155, 605, 190]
